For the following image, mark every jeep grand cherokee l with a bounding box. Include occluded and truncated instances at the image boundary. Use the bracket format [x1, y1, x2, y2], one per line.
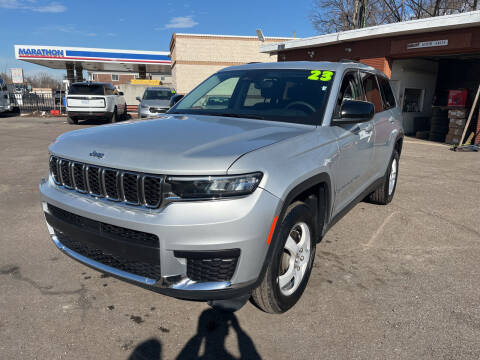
[40, 61, 403, 313]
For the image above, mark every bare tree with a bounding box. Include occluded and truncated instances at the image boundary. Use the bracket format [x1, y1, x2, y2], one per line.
[311, 0, 479, 33]
[24, 72, 61, 89]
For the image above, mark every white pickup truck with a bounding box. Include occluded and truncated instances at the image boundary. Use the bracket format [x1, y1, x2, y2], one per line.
[66, 82, 127, 124]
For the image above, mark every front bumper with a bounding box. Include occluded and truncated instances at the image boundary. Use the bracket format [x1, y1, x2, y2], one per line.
[0, 104, 12, 112]
[138, 106, 169, 118]
[67, 110, 112, 119]
[40, 177, 281, 300]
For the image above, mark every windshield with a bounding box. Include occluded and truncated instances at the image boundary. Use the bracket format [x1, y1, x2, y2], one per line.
[169, 69, 335, 125]
[143, 89, 173, 100]
[69, 84, 105, 95]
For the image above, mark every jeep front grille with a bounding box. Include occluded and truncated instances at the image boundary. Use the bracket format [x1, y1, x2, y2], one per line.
[49, 156, 163, 208]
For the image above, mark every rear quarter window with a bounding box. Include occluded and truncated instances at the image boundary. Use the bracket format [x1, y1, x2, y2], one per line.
[360, 72, 383, 113]
[378, 76, 396, 110]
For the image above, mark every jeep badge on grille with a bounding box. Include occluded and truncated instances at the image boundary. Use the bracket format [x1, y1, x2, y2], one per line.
[89, 150, 104, 159]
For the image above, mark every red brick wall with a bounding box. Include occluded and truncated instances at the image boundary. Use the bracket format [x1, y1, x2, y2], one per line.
[93, 74, 135, 85]
[278, 26, 480, 79]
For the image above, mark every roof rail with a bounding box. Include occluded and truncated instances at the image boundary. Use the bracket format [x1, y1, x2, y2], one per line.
[338, 59, 362, 63]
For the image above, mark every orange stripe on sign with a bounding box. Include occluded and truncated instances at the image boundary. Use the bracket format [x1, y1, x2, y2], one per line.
[267, 216, 279, 245]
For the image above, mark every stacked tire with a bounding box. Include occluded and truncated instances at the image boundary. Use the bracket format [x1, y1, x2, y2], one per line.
[429, 107, 449, 142]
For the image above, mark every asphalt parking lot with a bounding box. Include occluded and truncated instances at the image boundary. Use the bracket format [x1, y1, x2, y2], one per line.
[1, 115, 480, 360]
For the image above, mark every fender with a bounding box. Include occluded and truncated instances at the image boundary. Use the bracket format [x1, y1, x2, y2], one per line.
[252, 172, 333, 290]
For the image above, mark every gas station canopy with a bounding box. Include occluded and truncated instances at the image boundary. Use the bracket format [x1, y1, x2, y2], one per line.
[14, 45, 171, 73]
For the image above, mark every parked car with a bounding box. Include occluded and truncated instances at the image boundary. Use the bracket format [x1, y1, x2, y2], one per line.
[0, 77, 12, 113]
[137, 87, 175, 118]
[66, 82, 127, 124]
[40, 61, 403, 313]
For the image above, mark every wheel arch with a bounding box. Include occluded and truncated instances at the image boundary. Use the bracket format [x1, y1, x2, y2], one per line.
[251, 172, 333, 297]
[280, 172, 332, 243]
[395, 135, 404, 156]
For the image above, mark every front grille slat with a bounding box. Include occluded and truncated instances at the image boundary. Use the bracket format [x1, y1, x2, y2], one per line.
[86, 166, 103, 197]
[49, 156, 60, 184]
[122, 173, 140, 204]
[103, 169, 120, 200]
[143, 176, 162, 208]
[48, 157, 163, 209]
[59, 160, 73, 188]
[72, 163, 86, 192]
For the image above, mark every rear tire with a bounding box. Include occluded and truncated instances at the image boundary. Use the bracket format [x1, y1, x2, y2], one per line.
[122, 105, 128, 120]
[251, 202, 316, 314]
[368, 149, 399, 205]
[110, 108, 118, 123]
[67, 116, 78, 125]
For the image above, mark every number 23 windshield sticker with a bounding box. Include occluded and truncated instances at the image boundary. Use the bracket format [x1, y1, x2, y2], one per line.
[307, 70, 334, 81]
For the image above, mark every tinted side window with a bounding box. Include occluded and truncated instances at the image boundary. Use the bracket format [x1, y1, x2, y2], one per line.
[335, 71, 363, 116]
[361, 72, 383, 113]
[104, 87, 114, 95]
[378, 76, 396, 110]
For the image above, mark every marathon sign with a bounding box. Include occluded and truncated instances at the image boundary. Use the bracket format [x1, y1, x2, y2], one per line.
[18, 48, 64, 57]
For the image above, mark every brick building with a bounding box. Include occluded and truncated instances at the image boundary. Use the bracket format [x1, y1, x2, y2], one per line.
[169, 33, 292, 94]
[261, 11, 480, 144]
[89, 72, 173, 86]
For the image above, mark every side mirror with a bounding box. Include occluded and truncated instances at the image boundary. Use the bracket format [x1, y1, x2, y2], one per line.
[118, 92, 124, 96]
[332, 100, 374, 125]
[136, 96, 141, 101]
[170, 94, 184, 108]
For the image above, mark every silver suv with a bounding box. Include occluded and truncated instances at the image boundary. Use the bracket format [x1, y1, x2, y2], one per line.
[136, 87, 175, 118]
[40, 61, 403, 313]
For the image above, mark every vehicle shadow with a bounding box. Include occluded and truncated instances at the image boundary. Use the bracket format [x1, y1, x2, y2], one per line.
[0, 109, 21, 118]
[128, 308, 262, 360]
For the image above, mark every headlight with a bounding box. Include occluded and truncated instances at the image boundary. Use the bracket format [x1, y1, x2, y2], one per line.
[163, 172, 263, 201]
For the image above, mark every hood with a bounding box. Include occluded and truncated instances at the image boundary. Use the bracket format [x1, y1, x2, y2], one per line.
[50, 114, 313, 175]
[141, 99, 170, 108]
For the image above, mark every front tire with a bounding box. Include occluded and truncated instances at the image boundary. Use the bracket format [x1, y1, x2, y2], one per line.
[368, 149, 399, 205]
[67, 116, 78, 125]
[251, 202, 316, 314]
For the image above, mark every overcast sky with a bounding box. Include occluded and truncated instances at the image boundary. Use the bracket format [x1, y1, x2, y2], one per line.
[0, 0, 317, 78]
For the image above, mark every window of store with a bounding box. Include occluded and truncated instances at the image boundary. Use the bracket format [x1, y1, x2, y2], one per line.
[403, 88, 425, 113]
[111, 74, 119, 81]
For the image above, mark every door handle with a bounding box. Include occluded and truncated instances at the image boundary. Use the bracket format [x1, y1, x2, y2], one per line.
[388, 117, 395, 123]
